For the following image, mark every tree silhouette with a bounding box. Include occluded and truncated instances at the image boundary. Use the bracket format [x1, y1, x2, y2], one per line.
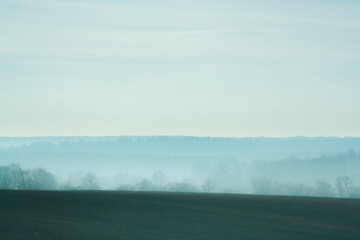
[335, 176, 353, 198]
[202, 177, 216, 193]
[81, 172, 100, 190]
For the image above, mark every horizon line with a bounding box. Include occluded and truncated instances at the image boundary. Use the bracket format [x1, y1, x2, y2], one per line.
[1, 135, 359, 139]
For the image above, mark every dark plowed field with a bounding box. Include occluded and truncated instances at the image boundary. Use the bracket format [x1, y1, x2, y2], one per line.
[1, 190, 359, 240]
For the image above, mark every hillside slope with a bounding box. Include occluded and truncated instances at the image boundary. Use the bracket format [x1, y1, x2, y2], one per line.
[1, 190, 359, 240]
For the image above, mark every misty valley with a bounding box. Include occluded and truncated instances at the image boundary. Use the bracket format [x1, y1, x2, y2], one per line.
[2, 136, 360, 239]
[2, 0, 360, 238]
[1, 136, 360, 198]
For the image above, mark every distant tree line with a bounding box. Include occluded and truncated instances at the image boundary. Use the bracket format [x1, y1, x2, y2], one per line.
[0, 164, 102, 191]
[114, 177, 215, 193]
[251, 176, 360, 198]
[0, 164, 217, 193]
[1, 164, 359, 198]
[0, 164, 57, 190]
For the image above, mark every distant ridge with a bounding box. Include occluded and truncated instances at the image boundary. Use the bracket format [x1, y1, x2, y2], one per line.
[1, 136, 359, 148]
[1, 136, 359, 163]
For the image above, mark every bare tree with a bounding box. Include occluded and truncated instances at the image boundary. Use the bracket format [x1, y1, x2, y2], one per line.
[30, 168, 57, 190]
[335, 176, 353, 198]
[251, 178, 272, 195]
[137, 179, 154, 191]
[315, 180, 333, 197]
[0, 164, 24, 189]
[20, 170, 34, 190]
[0, 165, 57, 190]
[0, 165, 11, 189]
[81, 172, 100, 190]
[202, 177, 216, 193]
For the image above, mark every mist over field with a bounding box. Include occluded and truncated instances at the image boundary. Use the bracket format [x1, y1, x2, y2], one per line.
[1, 0, 360, 238]
[1, 136, 359, 197]
[1, 1, 359, 197]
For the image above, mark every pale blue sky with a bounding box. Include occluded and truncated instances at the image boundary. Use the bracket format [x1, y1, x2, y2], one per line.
[1, 0, 359, 137]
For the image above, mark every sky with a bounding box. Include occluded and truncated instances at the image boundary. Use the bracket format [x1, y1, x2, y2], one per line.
[0, 0, 359, 137]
